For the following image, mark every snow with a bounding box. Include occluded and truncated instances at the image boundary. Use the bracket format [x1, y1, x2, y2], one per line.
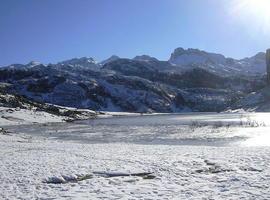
[1, 113, 270, 199]
[1, 134, 270, 199]
[0, 107, 65, 126]
[231, 87, 270, 112]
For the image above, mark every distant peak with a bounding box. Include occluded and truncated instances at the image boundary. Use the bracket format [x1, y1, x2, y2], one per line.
[169, 47, 226, 66]
[109, 55, 120, 59]
[99, 55, 120, 65]
[133, 55, 158, 62]
[171, 47, 213, 56]
[58, 57, 97, 65]
[253, 52, 266, 59]
[78, 57, 97, 63]
[27, 61, 41, 66]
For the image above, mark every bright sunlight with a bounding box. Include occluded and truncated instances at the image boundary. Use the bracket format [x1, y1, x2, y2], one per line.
[232, 0, 270, 33]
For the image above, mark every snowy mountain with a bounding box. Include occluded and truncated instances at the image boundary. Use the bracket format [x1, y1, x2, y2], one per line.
[1, 61, 43, 70]
[238, 52, 266, 74]
[169, 48, 266, 76]
[170, 48, 227, 66]
[0, 60, 265, 113]
[57, 57, 101, 71]
[0, 47, 267, 113]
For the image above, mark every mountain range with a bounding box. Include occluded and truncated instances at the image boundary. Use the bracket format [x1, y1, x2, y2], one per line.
[0, 47, 267, 113]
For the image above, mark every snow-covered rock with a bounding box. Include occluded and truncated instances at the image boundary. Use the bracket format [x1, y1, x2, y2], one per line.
[231, 86, 270, 112]
[0, 90, 97, 125]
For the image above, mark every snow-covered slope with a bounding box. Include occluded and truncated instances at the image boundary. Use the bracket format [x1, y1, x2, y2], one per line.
[230, 86, 270, 112]
[239, 52, 266, 74]
[0, 89, 97, 125]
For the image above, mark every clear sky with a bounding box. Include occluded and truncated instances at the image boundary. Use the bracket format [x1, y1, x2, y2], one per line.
[0, 0, 269, 66]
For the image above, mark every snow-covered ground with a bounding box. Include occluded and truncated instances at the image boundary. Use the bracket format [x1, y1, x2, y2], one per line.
[0, 106, 66, 126]
[1, 113, 270, 199]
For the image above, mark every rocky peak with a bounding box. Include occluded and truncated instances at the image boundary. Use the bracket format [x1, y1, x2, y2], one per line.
[169, 47, 226, 66]
[100, 55, 120, 65]
[57, 57, 100, 71]
[59, 57, 97, 65]
[26, 61, 42, 67]
[133, 55, 159, 62]
[253, 52, 266, 60]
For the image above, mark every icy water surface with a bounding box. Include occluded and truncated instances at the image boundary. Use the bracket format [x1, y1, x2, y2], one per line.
[2, 113, 270, 200]
[7, 112, 270, 146]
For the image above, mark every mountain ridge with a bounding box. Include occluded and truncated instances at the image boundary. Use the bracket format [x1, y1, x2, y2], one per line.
[0, 47, 267, 113]
[1, 47, 266, 76]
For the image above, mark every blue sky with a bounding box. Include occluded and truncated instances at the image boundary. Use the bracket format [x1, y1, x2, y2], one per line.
[0, 0, 269, 66]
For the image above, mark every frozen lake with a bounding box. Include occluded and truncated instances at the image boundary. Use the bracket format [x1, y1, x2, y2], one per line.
[7, 112, 270, 147]
[2, 112, 270, 199]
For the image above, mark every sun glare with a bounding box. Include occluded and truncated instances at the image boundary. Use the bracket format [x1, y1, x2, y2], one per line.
[231, 0, 270, 33]
[243, 0, 270, 16]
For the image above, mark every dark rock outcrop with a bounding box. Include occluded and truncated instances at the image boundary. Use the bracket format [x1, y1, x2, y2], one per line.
[266, 49, 270, 85]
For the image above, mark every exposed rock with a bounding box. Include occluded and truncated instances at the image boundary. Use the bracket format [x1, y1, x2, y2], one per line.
[44, 174, 93, 184]
[266, 49, 270, 84]
[93, 171, 155, 179]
